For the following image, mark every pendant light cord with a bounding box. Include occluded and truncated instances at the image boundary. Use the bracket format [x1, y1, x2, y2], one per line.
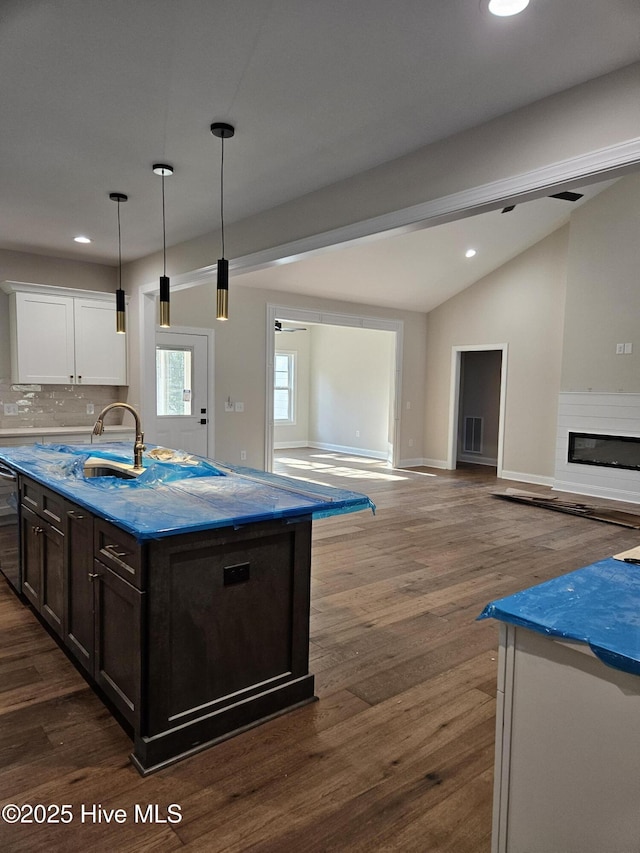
[161, 172, 167, 276]
[116, 198, 122, 289]
[220, 135, 225, 258]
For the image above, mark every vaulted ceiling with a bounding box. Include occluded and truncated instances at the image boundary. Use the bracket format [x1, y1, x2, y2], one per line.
[1, 0, 638, 273]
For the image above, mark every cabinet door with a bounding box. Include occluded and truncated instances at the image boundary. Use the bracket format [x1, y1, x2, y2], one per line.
[20, 505, 42, 608]
[39, 519, 65, 637]
[94, 560, 142, 726]
[74, 298, 127, 385]
[65, 507, 95, 671]
[11, 292, 75, 384]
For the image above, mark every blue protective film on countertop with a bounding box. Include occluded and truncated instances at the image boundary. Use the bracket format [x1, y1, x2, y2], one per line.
[0, 442, 374, 540]
[478, 557, 640, 676]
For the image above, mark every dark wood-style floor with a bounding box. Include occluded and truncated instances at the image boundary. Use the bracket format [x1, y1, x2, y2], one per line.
[1, 450, 638, 852]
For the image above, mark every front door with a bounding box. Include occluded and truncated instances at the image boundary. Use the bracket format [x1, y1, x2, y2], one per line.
[154, 331, 209, 456]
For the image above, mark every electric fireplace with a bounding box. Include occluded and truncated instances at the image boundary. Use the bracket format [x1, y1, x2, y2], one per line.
[568, 432, 640, 472]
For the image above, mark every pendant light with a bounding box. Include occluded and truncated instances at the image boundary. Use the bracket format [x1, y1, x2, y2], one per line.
[109, 192, 128, 334]
[152, 163, 174, 327]
[210, 122, 235, 321]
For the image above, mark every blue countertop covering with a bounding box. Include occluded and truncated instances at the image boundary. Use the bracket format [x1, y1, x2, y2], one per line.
[0, 442, 375, 541]
[479, 557, 640, 676]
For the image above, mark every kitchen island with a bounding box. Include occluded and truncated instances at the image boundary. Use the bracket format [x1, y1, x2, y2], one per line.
[0, 442, 373, 774]
[480, 559, 640, 853]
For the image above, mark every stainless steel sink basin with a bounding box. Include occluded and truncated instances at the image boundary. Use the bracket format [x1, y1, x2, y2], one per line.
[83, 457, 142, 479]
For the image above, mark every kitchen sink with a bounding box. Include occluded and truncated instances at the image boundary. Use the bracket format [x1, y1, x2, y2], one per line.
[83, 457, 142, 479]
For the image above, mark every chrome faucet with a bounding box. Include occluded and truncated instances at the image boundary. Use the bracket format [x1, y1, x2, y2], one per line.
[92, 403, 146, 471]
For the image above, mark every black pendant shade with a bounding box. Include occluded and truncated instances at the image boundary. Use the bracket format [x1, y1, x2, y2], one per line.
[211, 122, 234, 321]
[109, 192, 128, 334]
[153, 163, 173, 328]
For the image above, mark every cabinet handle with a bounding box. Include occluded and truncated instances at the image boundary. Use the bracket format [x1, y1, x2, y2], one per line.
[70, 375, 74, 383]
[88, 572, 99, 581]
[77, 375, 82, 382]
[67, 510, 85, 520]
[32, 526, 43, 536]
[104, 543, 127, 558]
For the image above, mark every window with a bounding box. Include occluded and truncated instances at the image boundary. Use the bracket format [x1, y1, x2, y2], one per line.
[274, 352, 295, 424]
[156, 346, 193, 416]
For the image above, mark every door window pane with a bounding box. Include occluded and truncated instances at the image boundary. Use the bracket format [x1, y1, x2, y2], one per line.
[156, 347, 193, 416]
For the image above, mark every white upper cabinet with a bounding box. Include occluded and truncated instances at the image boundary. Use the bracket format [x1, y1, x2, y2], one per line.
[72, 298, 127, 385]
[3, 283, 127, 386]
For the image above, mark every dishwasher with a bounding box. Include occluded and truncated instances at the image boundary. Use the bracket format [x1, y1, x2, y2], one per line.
[0, 462, 20, 594]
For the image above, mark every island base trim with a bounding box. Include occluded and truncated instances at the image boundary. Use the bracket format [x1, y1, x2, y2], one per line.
[131, 674, 316, 775]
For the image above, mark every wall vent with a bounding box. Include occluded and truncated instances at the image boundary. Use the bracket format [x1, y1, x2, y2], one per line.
[463, 417, 483, 453]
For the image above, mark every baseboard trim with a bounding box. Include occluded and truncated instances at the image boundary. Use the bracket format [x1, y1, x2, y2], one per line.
[274, 441, 309, 449]
[552, 479, 640, 505]
[501, 470, 555, 487]
[308, 442, 388, 460]
[407, 457, 448, 470]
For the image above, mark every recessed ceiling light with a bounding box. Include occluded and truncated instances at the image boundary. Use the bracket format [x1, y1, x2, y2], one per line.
[74, 235, 92, 244]
[487, 0, 530, 16]
[465, 248, 477, 258]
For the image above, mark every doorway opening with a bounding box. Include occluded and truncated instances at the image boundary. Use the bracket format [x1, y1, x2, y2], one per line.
[265, 306, 403, 473]
[448, 344, 507, 477]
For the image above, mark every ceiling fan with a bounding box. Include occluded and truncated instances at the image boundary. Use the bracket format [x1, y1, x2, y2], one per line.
[275, 320, 307, 333]
[501, 190, 584, 214]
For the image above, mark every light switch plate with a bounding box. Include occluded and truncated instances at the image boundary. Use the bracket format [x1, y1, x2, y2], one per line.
[624, 342, 633, 354]
[235, 402, 245, 412]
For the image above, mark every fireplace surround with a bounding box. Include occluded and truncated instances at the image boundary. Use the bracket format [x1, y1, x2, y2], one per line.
[554, 392, 640, 504]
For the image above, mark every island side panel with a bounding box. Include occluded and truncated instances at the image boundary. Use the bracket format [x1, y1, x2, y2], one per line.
[495, 625, 640, 853]
[139, 516, 315, 768]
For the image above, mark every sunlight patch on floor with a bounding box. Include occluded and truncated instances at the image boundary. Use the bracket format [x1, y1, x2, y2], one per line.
[275, 456, 409, 482]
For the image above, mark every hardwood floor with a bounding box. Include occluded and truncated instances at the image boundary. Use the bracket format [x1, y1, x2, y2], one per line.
[1, 450, 639, 851]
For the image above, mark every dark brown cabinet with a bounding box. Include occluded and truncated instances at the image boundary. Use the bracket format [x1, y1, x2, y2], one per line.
[17, 474, 315, 774]
[20, 494, 65, 637]
[66, 508, 143, 726]
[65, 506, 94, 670]
[93, 559, 142, 725]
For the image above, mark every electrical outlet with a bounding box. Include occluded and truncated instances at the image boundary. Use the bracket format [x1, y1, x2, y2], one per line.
[355, 430, 360, 437]
[616, 343, 625, 354]
[3, 403, 18, 416]
[625, 342, 633, 354]
[240, 450, 247, 461]
[86, 403, 95, 414]
[235, 402, 245, 412]
[408, 438, 414, 447]
[224, 401, 234, 412]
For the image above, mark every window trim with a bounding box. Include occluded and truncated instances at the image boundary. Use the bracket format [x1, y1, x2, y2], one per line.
[274, 350, 296, 425]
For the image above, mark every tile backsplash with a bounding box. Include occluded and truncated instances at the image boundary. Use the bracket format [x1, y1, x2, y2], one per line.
[0, 381, 126, 429]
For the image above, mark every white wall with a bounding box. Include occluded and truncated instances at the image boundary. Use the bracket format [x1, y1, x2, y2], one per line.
[425, 228, 569, 481]
[561, 173, 640, 392]
[308, 325, 394, 458]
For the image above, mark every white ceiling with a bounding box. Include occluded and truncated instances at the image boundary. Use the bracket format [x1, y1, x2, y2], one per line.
[1, 0, 639, 274]
[236, 180, 616, 313]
